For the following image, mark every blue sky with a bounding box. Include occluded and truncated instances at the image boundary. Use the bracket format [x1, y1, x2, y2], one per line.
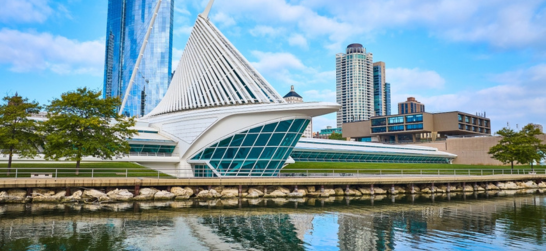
[1, 0, 546, 132]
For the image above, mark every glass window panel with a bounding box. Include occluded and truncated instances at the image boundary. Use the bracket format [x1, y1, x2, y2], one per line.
[371, 118, 387, 126]
[212, 148, 226, 159]
[217, 162, 231, 172]
[192, 151, 202, 160]
[230, 134, 245, 147]
[281, 133, 297, 146]
[217, 137, 233, 147]
[372, 127, 387, 133]
[223, 148, 238, 159]
[242, 134, 258, 146]
[202, 148, 215, 159]
[388, 125, 405, 132]
[209, 161, 220, 169]
[388, 116, 404, 124]
[235, 147, 251, 159]
[276, 120, 292, 132]
[262, 122, 278, 132]
[289, 119, 305, 132]
[273, 147, 289, 159]
[247, 147, 264, 159]
[255, 133, 271, 146]
[249, 126, 263, 133]
[267, 133, 285, 146]
[251, 161, 270, 175]
[261, 147, 277, 159]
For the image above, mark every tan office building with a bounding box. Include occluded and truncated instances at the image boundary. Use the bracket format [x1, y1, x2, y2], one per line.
[343, 111, 491, 143]
[398, 97, 425, 114]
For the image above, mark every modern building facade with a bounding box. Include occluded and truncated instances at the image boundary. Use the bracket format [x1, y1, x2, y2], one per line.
[336, 44, 374, 127]
[314, 126, 342, 139]
[343, 111, 492, 143]
[373, 62, 391, 116]
[398, 97, 425, 114]
[103, 0, 174, 117]
[283, 85, 313, 138]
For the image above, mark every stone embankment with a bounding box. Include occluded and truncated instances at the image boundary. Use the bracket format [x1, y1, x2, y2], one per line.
[0, 180, 545, 204]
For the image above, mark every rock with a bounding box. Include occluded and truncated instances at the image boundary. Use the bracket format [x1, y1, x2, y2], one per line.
[171, 187, 189, 196]
[5, 189, 29, 203]
[107, 189, 133, 201]
[183, 187, 194, 197]
[264, 190, 287, 198]
[211, 186, 224, 193]
[498, 182, 518, 190]
[373, 187, 387, 195]
[306, 186, 316, 192]
[294, 188, 307, 196]
[221, 189, 238, 198]
[32, 188, 54, 196]
[538, 182, 546, 188]
[248, 188, 264, 196]
[345, 188, 359, 196]
[269, 186, 290, 194]
[32, 191, 66, 203]
[324, 189, 336, 196]
[463, 185, 474, 192]
[98, 196, 115, 203]
[306, 192, 321, 198]
[357, 187, 373, 195]
[244, 191, 260, 198]
[61, 190, 82, 203]
[0, 191, 7, 203]
[287, 192, 304, 198]
[133, 188, 158, 201]
[521, 181, 538, 189]
[334, 188, 345, 196]
[486, 183, 500, 190]
[421, 187, 432, 194]
[319, 192, 330, 198]
[7, 189, 27, 198]
[154, 190, 176, 200]
[195, 190, 221, 199]
[82, 189, 107, 199]
[175, 195, 191, 200]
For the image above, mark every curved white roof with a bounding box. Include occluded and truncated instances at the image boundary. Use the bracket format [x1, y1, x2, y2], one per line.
[147, 11, 285, 117]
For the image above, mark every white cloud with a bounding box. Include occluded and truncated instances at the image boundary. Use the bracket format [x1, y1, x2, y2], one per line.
[210, 12, 236, 27]
[387, 67, 445, 94]
[414, 64, 546, 132]
[0, 0, 53, 23]
[174, 6, 190, 15]
[303, 89, 336, 103]
[249, 25, 283, 37]
[0, 29, 104, 75]
[288, 33, 308, 49]
[251, 51, 306, 74]
[174, 26, 193, 36]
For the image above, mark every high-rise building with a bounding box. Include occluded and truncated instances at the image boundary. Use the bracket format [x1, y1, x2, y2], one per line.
[103, 0, 174, 117]
[283, 85, 313, 138]
[385, 82, 391, 115]
[336, 43, 374, 127]
[398, 97, 425, 114]
[373, 62, 386, 116]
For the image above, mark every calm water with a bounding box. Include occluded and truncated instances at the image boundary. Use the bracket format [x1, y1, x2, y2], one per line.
[0, 192, 545, 251]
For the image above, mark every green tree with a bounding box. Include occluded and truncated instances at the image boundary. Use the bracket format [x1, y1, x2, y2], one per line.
[515, 124, 546, 172]
[328, 132, 345, 141]
[42, 88, 137, 175]
[0, 94, 42, 175]
[488, 127, 521, 170]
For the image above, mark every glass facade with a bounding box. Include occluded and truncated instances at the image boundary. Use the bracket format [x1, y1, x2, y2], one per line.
[388, 116, 404, 124]
[103, 0, 174, 117]
[406, 114, 423, 123]
[388, 125, 405, 132]
[385, 83, 391, 115]
[190, 119, 309, 177]
[371, 118, 386, 126]
[406, 123, 423, 130]
[291, 151, 450, 164]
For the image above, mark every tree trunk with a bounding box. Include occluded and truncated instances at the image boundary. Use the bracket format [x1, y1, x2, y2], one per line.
[7, 147, 13, 176]
[531, 161, 534, 172]
[76, 160, 80, 176]
[511, 161, 514, 171]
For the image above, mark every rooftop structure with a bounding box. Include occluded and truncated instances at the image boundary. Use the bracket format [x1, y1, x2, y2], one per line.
[398, 97, 425, 115]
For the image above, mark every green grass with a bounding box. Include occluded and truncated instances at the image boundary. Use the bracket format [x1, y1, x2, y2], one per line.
[281, 162, 546, 175]
[0, 162, 173, 178]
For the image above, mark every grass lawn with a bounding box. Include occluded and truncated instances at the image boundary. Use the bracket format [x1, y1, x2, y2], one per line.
[281, 162, 546, 175]
[0, 162, 173, 178]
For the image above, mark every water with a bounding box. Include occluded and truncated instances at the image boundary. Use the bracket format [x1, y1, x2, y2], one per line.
[0, 192, 545, 251]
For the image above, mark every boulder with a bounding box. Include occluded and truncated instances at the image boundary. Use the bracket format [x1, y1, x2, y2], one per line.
[345, 188, 358, 196]
[248, 188, 264, 196]
[287, 192, 304, 198]
[319, 192, 330, 198]
[98, 196, 115, 203]
[175, 195, 191, 200]
[306, 192, 321, 198]
[5, 189, 29, 203]
[82, 189, 107, 199]
[7, 189, 27, 198]
[107, 189, 133, 201]
[373, 187, 387, 195]
[485, 183, 500, 190]
[264, 190, 287, 198]
[61, 190, 82, 203]
[33, 191, 66, 203]
[269, 186, 290, 194]
[538, 182, 546, 188]
[32, 188, 54, 197]
[357, 187, 373, 195]
[0, 191, 7, 203]
[324, 189, 336, 196]
[154, 190, 176, 200]
[211, 186, 224, 193]
[334, 188, 345, 196]
[463, 185, 474, 192]
[195, 190, 221, 199]
[244, 191, 260, 198]
[498, 182, 518, 190]
[221, 188, 239, 198]
[521, 181, 538, 189]
[294, 188, 307, 196]
[171, 187, 190, 196]
[133, 188, 158, 201]
[306, 186, 316, 192]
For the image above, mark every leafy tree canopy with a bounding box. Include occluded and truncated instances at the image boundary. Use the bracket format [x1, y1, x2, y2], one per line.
[0, 94, 42, 173]
[328, 132, 345, 141]
[42, 88, 137, 174]
[488, 124, 546, 170]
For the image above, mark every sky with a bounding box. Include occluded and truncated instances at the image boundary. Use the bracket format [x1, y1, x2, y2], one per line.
[1, 0, 546, 133]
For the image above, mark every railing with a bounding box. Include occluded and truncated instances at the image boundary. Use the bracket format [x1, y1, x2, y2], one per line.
[129, 152, 175, 157]
[0, 167, 545, 179]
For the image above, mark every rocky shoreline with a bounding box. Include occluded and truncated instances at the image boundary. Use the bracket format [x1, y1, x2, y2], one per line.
[0, 180, 545, 205]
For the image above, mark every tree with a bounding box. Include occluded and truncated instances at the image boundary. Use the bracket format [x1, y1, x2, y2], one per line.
[0, 94, 42, 175]
[42, 88, 137, 175]
[488, 127, 521, 170]
[515, 124, 546, 172]
[328, 132, 345, 141]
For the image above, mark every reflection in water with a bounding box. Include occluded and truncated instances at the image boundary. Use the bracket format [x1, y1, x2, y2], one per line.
[0, 193, 544, 250]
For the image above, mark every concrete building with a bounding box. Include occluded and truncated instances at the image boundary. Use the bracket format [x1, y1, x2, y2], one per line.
[398, 97, 425, 115]
[373, 62, 391, 116]
[103, 0, 174, 117]
[315, 126, 342, 139]
[343, 111, 491, 143]
[283, 85, 313, 138]
[336, 43, 374, 127]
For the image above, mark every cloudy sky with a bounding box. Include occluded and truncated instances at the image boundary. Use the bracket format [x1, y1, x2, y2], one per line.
[1, 0, 546, 132]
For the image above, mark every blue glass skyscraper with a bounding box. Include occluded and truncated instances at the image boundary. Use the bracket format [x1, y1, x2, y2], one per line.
[103, 0, 174, 117]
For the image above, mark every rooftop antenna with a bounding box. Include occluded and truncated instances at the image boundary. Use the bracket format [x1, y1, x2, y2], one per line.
[119, 0, 163, 116]
[201, 0, 215, 19]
